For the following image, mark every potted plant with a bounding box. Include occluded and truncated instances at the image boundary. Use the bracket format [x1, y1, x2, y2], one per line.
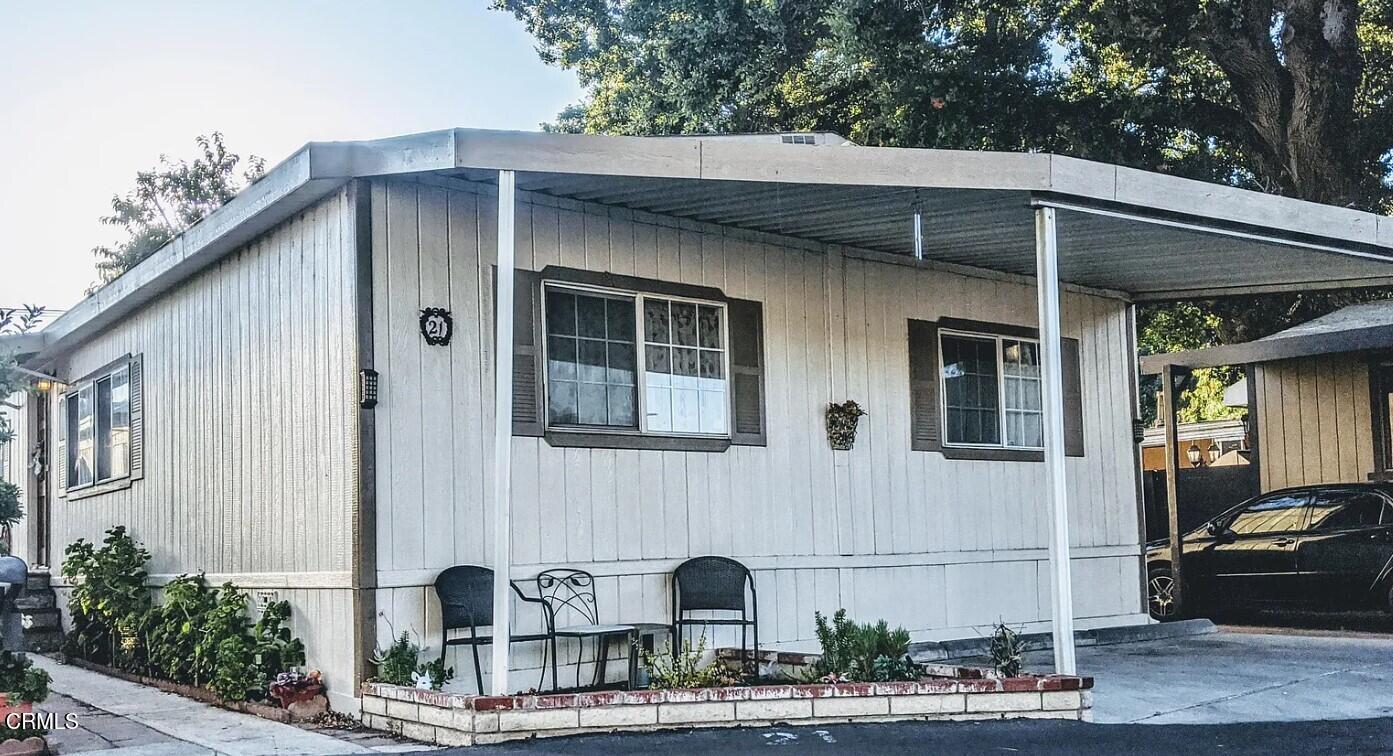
[268, 670, 328, 720]
[825, 401, 868, 451]
[0, 650, 50, 753]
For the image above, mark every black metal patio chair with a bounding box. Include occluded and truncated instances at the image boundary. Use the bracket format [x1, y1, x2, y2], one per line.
[671, 556, 758, 674]
[433, 565, 552, 693]
[533, 569, 638, 690]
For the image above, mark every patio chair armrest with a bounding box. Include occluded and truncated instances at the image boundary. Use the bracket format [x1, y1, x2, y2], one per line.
[509, 580, 558, 633]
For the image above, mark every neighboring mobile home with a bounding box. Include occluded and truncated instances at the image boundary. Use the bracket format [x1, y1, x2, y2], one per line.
[4, 129, 1393, 710]
[1143, 300, 1393, 493]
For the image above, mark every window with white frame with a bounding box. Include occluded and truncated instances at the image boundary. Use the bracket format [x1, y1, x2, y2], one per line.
[939, 331, 1042, 450]
[543, 283, 729, 436]
[65, 363, 132, 490]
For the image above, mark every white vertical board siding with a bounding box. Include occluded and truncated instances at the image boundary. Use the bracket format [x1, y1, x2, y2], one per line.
[0, 393, 36, 563]
[1254, 356, 1375, 491]
[46, 189, 360, 707]
[372, 178, 1144, 692]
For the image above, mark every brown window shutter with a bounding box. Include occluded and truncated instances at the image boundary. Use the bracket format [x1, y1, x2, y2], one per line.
[55, 394, 67, 494]
[727, 298, 766, 446]
[1062, 337, 1085, 457]
[128, 354, 146, 480]
[511, 269, 545, 437]
[908, 319, 942, 452]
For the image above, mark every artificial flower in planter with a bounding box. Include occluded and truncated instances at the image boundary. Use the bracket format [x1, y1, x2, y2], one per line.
[825, 400, 868, 451]
[268, 670, 327, 720]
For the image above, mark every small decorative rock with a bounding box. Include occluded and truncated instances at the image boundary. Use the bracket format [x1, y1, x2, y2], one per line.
[0, 736, 46, 756]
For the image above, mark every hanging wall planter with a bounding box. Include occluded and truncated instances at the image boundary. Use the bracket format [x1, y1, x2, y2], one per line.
[825, 400, 867, 451]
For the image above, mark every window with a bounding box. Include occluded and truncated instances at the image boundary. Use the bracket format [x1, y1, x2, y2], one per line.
[940, 331, 1042, 449]
[1224, 493, 1310, 535]
[63, 360, 135, 492]
[1308, 491, 1391, 530]
[543, 283, 728, 437]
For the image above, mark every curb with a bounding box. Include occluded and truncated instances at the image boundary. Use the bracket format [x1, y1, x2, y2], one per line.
[910, 619, 1218, 661]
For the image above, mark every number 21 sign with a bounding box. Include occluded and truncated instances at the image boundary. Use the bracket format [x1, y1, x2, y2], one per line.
[419, 308, 453, 346]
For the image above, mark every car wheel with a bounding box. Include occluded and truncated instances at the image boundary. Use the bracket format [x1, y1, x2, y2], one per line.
[1147, 566, 1181, 621]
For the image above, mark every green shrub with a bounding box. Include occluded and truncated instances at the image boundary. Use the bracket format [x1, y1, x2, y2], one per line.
[812, 609, 919, 682]
[416, 657, 454, 691]
[0, 651, 48, 704]
[61, 526, 151, 668]
[370, 632, 420, 686]
[60, 528, 309, 702]
[639, 634, 738, 689]
[988, 621, 1024, 678]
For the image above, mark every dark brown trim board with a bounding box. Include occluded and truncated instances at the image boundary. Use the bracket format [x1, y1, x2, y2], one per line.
[350, 179, 378, 687]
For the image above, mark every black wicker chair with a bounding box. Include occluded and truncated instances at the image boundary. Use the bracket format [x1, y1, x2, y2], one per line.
[671, 556, 758, 673]
[534, 569, 637, 690]
[433, 565, 552, 693]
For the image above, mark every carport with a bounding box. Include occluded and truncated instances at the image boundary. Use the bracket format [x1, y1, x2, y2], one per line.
[425, 130, 1393, 689]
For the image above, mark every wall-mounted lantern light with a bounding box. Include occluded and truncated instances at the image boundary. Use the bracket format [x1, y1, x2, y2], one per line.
[1207, 444, 1221, 465]
[1186, 442, 1202, 467]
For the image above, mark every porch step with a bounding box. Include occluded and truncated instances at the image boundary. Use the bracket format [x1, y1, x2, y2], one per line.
[20, 570, 62, 653]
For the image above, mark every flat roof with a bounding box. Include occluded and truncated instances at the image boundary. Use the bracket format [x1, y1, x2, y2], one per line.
[19, 128, 1393, 363]
[1141, 299, 1393, 373]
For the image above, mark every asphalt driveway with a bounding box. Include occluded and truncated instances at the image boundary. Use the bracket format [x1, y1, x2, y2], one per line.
[1023, 627, 1393, 724]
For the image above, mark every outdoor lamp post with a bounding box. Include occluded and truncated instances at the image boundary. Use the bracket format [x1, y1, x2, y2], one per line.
[1187, 442, 1202, 467]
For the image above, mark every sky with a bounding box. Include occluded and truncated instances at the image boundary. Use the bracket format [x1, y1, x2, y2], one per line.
[0, 1, 582, 313]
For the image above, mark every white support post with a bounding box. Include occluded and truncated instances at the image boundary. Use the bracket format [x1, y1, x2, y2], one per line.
[490, 170, 517, 695]
[1034, 206, 1077, 675]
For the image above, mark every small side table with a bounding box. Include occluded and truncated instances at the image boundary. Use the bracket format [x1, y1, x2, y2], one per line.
[624, 622, 672, 689]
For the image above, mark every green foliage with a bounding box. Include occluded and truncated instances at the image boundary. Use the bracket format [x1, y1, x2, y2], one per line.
[416, 657, 455, 692]
[370, 632, 421, 687]
[61, 527, 152, 667]
[639, 634, 739, 689]
[987, 622, 1024, 678]
[812, 609, 918, 682]
[92, 133, 265, 285]
[0, 651, 49, 704]
[60, 528, 309, 702]
[0, 305, 46, 446]
[0, 482, 22, 530]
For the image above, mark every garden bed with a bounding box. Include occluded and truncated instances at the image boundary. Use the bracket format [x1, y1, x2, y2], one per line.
[359, 667, 1093, 747]
[64, 657, 297, 724]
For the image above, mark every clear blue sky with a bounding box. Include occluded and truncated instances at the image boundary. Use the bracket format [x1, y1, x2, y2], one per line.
[0, 1, 582, 311]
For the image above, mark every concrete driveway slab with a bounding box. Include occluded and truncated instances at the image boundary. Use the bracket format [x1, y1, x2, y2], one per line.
[1017, 630, 1393, 724]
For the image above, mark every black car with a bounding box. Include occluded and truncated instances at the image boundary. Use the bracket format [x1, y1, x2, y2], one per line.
[1146, 483, 1393, 621]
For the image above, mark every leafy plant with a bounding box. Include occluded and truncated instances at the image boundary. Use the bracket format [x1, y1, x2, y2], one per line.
[639, 634, 739, 689]
[812, 609, 919, 682]
[269, 670, 324, 707]
[0, 651, 49, 704]
[988, 622, 1024, 678]
[0, 482, 22, 530]
[370, 632, 421, 687]
[60, 529, 309, 702]
[60, 526, 152, 667]
[416, 658, 455, 691]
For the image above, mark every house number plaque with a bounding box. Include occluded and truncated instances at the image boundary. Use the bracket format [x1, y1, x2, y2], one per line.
[419, 308, 453, 346]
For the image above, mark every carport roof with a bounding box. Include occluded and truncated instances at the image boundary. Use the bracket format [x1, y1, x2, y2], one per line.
[1140, 299, 1393, 373]
[17, 128, 1393, 362]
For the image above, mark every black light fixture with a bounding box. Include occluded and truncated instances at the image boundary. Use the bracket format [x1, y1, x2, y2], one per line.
[1207, 444, 1221, 465]
[1186, 442, 1203, 467]
[359, 368, 380, 409]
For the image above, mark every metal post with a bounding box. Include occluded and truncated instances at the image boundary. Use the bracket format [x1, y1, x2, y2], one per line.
[1034, 206, 1076, 675]
[490, 170, 517, 695]
[913, 211, 924, 261]
[1160, 364, 1184, 618]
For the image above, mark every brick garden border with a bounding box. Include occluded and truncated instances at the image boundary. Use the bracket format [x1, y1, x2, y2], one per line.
[360, 673, 1093, 747]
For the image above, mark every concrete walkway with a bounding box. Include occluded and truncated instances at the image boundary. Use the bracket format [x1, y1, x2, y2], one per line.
[35, 656, 415, 755]
[1018, 629, 1393, 724]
